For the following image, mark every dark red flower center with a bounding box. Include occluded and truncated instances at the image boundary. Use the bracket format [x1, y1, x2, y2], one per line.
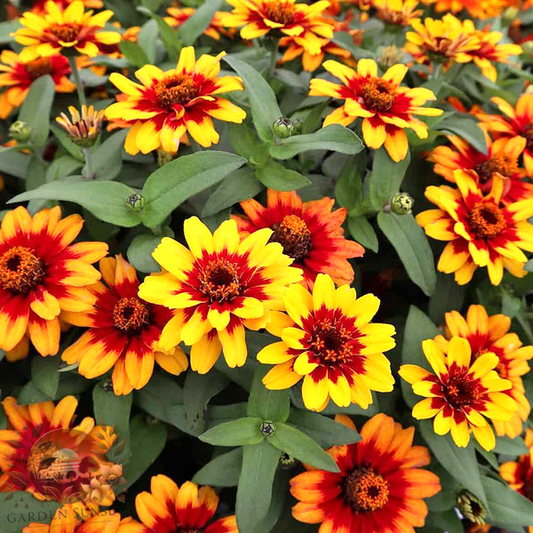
[49, 22, 81, 43]
[474, 154, 519, 183]
[441, 369, 483, 408]
[155, 74, 199, 108]
[360, 78, 396, 113]
[270, 214, 312, 262]
[199, 259, 242, 303]
[468, 201, 507, 238]
[25, 57, 54, 80]
[523, 123, 533, 152]
[263, 0, 296, 24]
[112, 297, 151, 334]
[309, 319, 354, 362]
[344, 467, 390, 513]
[0, 246, 46, 294]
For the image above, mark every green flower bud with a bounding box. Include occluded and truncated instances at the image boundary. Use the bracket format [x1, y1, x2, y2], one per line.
[293, 118, 303, 135]
[272, 117, 295, 139]
[126, 193, 145, 212]
[388, 192, 414, 215]
[279, 452, 298, 469]
[457, 490, 486, 525]
[157, 149, 175, 167]
[259, 421, 275, 436]
[502, 7, 519, 25]
[9, 121, 32, 143]
[378, 45, 403, 68]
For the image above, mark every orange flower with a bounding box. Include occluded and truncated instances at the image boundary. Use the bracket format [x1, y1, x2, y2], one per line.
[0, 50, 75, 119]
[420, 0, 513, 19]
[373, 0, 423, 27]
[291, 414, 441, 531]
[232, 190, 364, 287]
[24, 513, 138, 533]
[165, 7, 233, 40]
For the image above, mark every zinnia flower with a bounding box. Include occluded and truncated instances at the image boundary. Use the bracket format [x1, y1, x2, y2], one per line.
[56, 105, 105, 148]
[0, 206, 107, 359]
[105, 46, 246, 154]
[416, 170, 533, 285]
[0, 50, 75, 119]
[433, 305, 532, 439]
[480, 94, 533, 177]
[399, 336, 517, 450]
[126, 476, 237, 532]
[291, 413, 441, 531]
[420, 0, 512, 19]
[165, 7, 232, 40]
[309, 58, 442, 162]
[24, 512, 136, 533]
[14, 1, 121, 62]
[232, 190, 364, 287]
[258, 273, 395, 412]
[62, 255, 188, 395]
[30, 0, 103, 14]
[373, 0, 423, 27]
[428, 134, 532, 203]
[138, 217, 302, 373]
[500, 428, 533, 505]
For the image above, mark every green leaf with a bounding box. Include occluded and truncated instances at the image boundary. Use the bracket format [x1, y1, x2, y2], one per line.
[0, 19, 21, 44]
[256, 160, 310, 191]
[248, 366, 290, 422]
[377, 212, 437, 296]
[193, 448, 243, 487]
[84, 130, 127, 180]
[142, 151, 246, 227]
[202, 167, 264, 217]
[17, 381, 52, 404]
[93, 382, 132, 447]
[19, 75, 55, 146]
[183, 370, 229, 435]
[25, 156, 47, 191]
[45, 155, 83, 182]
[228, 122, 270, 167]
[177, 0, 223, 45]
[269, 125, 364, 160]
[51, 124, 84, 161]
[429, 510, 463, 533]
[199, 417, 264, 446]
[269, 423, 340, 472]
[401, 306, 440, 407]
[335, 155, 364, 211]
[434, 114, 488, 155]
[525, 258, 533, 272]
[236, 439, 281, 533]
[428, 273, 465, 324]
[493, 435, 529, 455]
[0, 147, 31, 179]
[8, 180, 142, 227]
[119, 40, 149, 68]
[420, 420, 487, 505]
[483, 475, 533, 530]
[31, 356, 60, 399]
[0, 492, 59, 533]
[137, 7, 181, 61]
[287, 409, 360, 449]
[224, 55, 282, 142]
[369, 148, 411, 210]
[127, 230, 172, 273]
[347, 216, 378, 253]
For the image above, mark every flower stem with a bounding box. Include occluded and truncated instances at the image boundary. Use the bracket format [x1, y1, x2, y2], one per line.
[82, 147, 94, 179]
[430, 63, 442, 80]
[69, 56, 86, 107]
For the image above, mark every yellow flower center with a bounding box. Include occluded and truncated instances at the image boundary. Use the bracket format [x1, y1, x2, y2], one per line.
[263, 0, 297, 24]
[474, 154, 519, 183]
[49, 22, 81, 43]
[309, 319, 353, 362]
[442, 370, 483, 408]
[112, 297, 151, 334]
[25, 57, 53, 80]
[0, 246, 46, 294]
[154, 74, 199, 108]
[199, 259, 242, 303]
[360, 78, 396, 113]
[271, 214, 312, 261]
[523, 124, 533, 152]
[344, 468, 390, 513]
[468, 201, 507, 239]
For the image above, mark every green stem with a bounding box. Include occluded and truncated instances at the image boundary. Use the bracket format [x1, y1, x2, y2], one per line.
[82, 147, 94, 179]
[431, 62, 442, 80]
[69, 56, 86, 107]
[267, 40, 279, 80]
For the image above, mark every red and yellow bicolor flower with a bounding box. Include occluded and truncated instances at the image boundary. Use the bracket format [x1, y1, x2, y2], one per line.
[29, 0, 103, 15]
[291, 413, 441, 531]
[400, 337, 517, 450]
[419, 0, 511, 19]
[138, 217, 303, 374]
[0, 206, 107, 359]
[416, 170, 533, 286]
[480, 94, 533, 177]
[61, 255, 188, 396]
[433, 305, 532, 439]
[257, 273, 395, 412]
[0, 50, 75, 119]
[125, 475, 237, 532]
[13, 1, 121, 62]
[24, 513, 138, 533]
[105, 47, 246, 154]
[428, 134, 532, 203]
[232, 189, 364, 288]
[309, 58, 442, 162]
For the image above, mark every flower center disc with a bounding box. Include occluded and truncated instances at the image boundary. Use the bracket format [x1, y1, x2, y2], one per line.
[309, 319, 353, 362]
[25, 57, 54, 80]
[155, 74, 198, 108]
[112, 297, 151, 334]
[474, 154, 518, 183]
[360, 78, 396, 113]
[344, 467, 390, 513]
[263, 0, 297, 24]
[271, 214, 312, 261]
[0, 246, 46, 294]
[468, 201, 506, 238]
[199, 259, 242, 303]
[49, 23, 81, 43]
[442, 370, 483, 408]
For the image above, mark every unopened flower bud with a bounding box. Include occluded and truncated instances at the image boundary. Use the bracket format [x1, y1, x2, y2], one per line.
[56, 105, 104, 148]
[522, 41, 533, 57]
[259, 421, 275, 436]
[387, 192, 414, 215]
[9, 121, 32, 143]
[272, 117, 295, 139]
[293, 118, 303, 135]
[502, 7, 519, 25]
[126, 193, 145, 212]
[378, 45, 403, 68]
[279, 452, 298, 469]
[157, 149, 175, 167]
[457, 490, 486, 525]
